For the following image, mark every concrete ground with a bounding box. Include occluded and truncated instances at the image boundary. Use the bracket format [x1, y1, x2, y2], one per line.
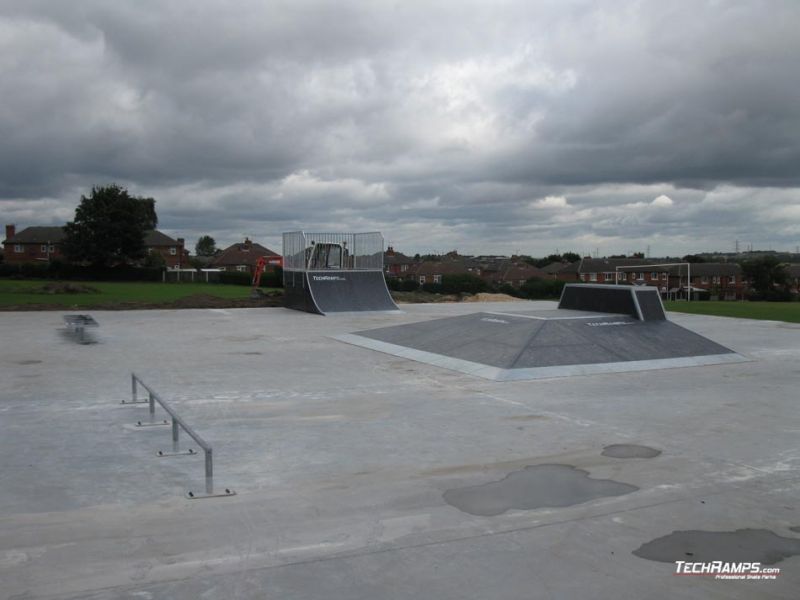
[1, 301, 799, 599]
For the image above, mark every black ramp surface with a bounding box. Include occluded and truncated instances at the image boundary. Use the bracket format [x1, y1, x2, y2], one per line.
[635, 289, 666, 321]
[308, 270, 399, 313]
[284, 270, 322, 314]
[559, 284, 639, 318]
[352, 312, 737, 370]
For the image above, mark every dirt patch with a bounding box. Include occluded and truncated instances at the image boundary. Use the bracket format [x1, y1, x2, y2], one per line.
[38, 282, 100, 294]
[391, 291, 461, 304]
[462, 292, 518, 302]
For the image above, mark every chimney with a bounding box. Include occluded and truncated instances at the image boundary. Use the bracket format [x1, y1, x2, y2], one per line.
[177, 237, 184, 248]
[386, 246, 395, 256]
[242, 237, 252, 250]
[5, 224, 15, 241]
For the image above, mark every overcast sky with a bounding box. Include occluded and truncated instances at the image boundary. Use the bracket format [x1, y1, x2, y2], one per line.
[1, 0, 799, 256]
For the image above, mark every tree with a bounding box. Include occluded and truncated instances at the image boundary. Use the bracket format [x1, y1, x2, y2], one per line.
[741, 256, 790, 300]
[63, 185, 157, 267]
[682, 254, 706, 263]
[562, 252, 581, 262]
[195, 235, 217, 257]
[520, 277, 566, 299]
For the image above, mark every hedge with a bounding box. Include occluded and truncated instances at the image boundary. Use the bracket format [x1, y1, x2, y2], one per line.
[0, 261, 162, 281]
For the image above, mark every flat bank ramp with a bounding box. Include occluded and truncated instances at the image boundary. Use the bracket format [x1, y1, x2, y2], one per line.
[559, 284, 666, 321]
[335, 311, 747, 381]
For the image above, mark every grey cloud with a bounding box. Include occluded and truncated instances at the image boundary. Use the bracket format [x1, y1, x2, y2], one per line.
[1, 0, 799, 255]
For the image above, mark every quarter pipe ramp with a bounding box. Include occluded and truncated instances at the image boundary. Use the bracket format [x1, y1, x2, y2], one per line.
[284, 270, 400, 315]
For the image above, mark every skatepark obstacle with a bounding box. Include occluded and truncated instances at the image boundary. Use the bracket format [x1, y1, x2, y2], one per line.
[282, 231, 400, 315]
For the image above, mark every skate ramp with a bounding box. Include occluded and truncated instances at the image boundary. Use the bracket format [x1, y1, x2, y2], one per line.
[285, 270, 399, 315]
[335, 309, 747, 381]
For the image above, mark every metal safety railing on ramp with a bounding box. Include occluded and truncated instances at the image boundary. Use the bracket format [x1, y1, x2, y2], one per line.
[124, 372, 235, 499]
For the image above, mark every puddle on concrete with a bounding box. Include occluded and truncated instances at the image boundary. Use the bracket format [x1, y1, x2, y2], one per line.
[789, 526, 800, 534]
[15, 360, 43, 365]
[634, 529, 800, 564]
[602, 444, 661, 459]
[443, 464, 638, 516]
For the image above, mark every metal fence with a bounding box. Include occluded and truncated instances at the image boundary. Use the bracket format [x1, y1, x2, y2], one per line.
[125, 373, 235, 499]
[162, 269, 222, 283]
[282, 231, 385, 271]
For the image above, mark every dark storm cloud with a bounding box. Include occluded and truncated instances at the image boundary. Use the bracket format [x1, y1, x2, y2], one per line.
[1, 0, 799, 254]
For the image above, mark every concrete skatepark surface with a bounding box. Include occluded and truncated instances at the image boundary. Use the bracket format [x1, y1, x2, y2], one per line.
[2, 300, 800, 598]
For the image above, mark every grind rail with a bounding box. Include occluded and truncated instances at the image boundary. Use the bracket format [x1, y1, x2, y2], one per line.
[124, 372, 235, 499]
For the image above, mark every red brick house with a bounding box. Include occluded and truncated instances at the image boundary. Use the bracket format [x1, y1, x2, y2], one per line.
[210, 238, 282, 274]
[3, 225, 67, 264]
[576, 258, 652, 284]
[143, 230, 187, 268]
[576, 257, 744, 299]
[402, 257, 546, 288]
[480, 262, 547, 288]
[542, 260, 581, 281]
[384, 246, 416, 277]
[407, 260, 475, 285]
[3, 223, 187, 267]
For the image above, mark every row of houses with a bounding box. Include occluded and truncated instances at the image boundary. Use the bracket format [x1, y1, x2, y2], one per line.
[385, 251, 753, 299]
[5, 223, 797, 299]
[544, 258, 746, 300]
[385, 248, 549, 289]
[2, 224, 282, 274]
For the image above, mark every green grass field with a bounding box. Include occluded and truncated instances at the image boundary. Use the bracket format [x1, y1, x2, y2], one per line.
[0, 280, 265, 308]
[664, 300, 800, 323]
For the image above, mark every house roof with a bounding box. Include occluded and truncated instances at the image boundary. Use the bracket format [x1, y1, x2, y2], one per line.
[412, 260, 475, 276]
[677, 263, 741, 276]
[493, 263, 546, 283]
[211, 240, 279, 267]
[578, 258, 652, 273]
[556, 260, 581, 274]
[384, 250, 414, 265]
[5, 226, 66, 244]
[541, 261, 569, 274]
[143, 230, 180, 247]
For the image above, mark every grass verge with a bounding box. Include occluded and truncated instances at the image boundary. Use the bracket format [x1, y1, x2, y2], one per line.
[0, 280, 280, 309]
[664, 300, 800, 323]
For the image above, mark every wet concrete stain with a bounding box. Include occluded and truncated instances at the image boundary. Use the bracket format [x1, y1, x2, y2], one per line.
[633, 529, 800, 564]
[443, 464, 638, 516]
[789, 526, 800, 534]
[15, 360, 43, 365]
[601, 444, 661, 459]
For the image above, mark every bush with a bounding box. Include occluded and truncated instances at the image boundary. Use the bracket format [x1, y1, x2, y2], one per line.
[0, 262, 162, 281]
[386, 277, 419, 292]
[421, 282, 443, 294]
[748, 289, 793, 302]
[519, 278, 566, 299]
[439, 274, 488, 294]
[218, 271, 253, 286]
[495, 283, 526, 298]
